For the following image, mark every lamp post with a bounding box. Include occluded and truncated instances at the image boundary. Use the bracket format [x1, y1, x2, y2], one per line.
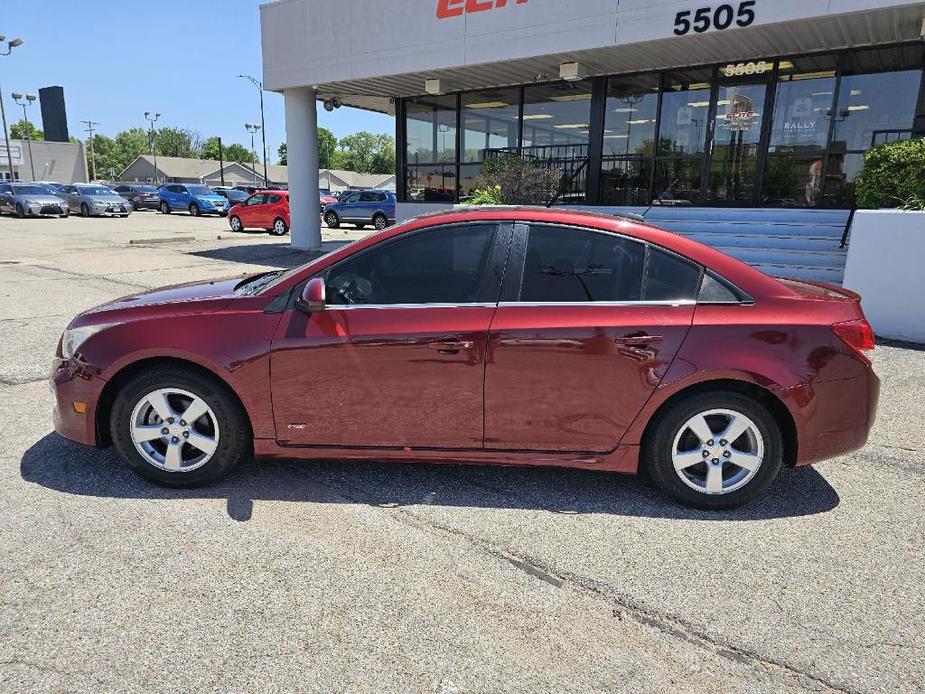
[245, 123, 261, 186]
[144, 111, 161, 184]
[0, 36, 24, 181]
[238, 74, 269, 186]
[11, 92, 36, 180]
[80, 119, 100, 181]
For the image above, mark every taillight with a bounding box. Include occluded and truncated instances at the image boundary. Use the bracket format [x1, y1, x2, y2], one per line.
[833, 319, 875, 363]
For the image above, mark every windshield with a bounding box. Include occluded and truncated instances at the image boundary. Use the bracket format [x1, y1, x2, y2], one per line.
[187, 185, 214, 196]
[12, 185, 50, 196]
[79, 186, 116, 196]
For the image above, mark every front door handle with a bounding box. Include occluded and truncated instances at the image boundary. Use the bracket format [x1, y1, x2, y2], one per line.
[428, 339, 474, 355]
[614, 332, 662, 346]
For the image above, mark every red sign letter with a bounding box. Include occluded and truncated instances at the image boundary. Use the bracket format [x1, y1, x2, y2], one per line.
[465, 0, 494, 12]
[436, 0, 465, 18]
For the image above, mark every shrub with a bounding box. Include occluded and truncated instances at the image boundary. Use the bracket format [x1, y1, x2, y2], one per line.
[854, 138, 925, 209]
[476, 153, 561, 205]
[468, 185, 505, 206]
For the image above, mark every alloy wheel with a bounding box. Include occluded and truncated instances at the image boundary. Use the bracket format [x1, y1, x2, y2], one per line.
[230, 216, 242, 232]
[671, 408, 764, 495]
[273, 219, 287, 235]
[129, 388, 220, 473]
[374, 215, 387, 230]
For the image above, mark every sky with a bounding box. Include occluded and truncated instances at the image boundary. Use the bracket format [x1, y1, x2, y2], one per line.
[0, 0, 394, 163]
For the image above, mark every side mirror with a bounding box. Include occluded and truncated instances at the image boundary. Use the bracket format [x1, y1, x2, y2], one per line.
[298, 277, 326, 313]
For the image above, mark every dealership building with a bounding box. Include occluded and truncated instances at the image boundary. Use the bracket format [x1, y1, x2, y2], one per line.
[261, 0, 925, 280]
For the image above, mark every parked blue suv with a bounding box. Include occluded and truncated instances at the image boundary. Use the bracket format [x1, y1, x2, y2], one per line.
[323, 190, 395, 230]
[158, 184, 229, 217]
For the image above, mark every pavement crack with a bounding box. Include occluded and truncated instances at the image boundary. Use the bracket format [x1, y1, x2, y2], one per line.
[0, 375, 47, 388]
[325, 475, 856, 693]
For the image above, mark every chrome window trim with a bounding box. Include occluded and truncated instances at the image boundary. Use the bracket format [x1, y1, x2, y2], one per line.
[498, 300, 697, 308]
[325, 303, 499, 310]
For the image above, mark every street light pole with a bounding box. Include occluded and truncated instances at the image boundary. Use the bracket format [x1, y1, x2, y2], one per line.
[144, 112, 161, 184]
[238, 74, 269, 186]
[0, 37, 25, 181]
[81, 119, 100, 181]
[12, 92, 36, 180]
[245, 123, 261, 186]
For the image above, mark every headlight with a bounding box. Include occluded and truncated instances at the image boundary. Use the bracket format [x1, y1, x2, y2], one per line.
[60, 324, 115, 359]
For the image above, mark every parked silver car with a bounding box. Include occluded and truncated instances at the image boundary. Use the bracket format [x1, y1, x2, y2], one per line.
[58, 184, 131, 218]
[0, 182, 69, 218]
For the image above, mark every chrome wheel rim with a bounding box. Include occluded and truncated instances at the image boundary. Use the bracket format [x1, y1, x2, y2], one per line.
[671, 408, 763, 495]
[129, 388, 220, 473]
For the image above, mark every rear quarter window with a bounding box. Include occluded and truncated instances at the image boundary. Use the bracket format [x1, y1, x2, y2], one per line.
[643, 247, 701, 302]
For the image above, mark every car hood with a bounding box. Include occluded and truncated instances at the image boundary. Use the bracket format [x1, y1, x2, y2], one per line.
[70, 276, 246, 327]
[197, 195, 227, 204]
[88, 194, 127, 203]
[16, 194, 63, 204]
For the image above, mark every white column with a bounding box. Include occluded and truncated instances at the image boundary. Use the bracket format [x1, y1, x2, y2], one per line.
[284, 87, 321, 250]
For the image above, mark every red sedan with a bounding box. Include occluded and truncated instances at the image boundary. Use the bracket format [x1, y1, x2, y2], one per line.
[50, 208, 879, 509]
[227, 190, 290, 236]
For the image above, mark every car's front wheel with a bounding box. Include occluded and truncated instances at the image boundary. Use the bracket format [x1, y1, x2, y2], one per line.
[643, 391, 783, 510]
[160, 201, 170, 214]
[229, 215, 243, 232]
[15, 203, 25, 219]
[80, 203, 90, 217]
[110, 366, 251, 487]
[189, 203, 200, 217]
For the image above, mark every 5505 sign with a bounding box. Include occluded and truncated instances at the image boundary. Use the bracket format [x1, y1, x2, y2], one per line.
[674, 1, 757, 36]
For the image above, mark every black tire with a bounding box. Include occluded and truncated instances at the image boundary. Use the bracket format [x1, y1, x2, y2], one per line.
[324, 211, 340, 229]
[372, 213, 388, 231]
[643, 390, 783, 510]
[160, 201, 170, 214]
[80, 203, 90, 217]
[131, 199, 139, 211]
[15, 203, 25, 219]
[189, 203, 200, 217]
[229, 215, 243, 232]
[60, 209, 69, 218]
[270, 217, 288, 236]
[109, 366, 252, 487]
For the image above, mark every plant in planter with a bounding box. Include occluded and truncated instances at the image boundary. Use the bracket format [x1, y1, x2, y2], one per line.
[854, 138, 925, 209]
[474, 153, 561, 205]
[468, 185, 505, 206]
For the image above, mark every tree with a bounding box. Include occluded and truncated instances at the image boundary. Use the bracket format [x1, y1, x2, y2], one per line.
[86, 134, 118, 180]
[11, 119, 42, 141]
[337, 131, 396, 174]
[277, 127, 337, 167]
[155, 127, 201, 158]
[112, 128, 150, 173]
[201, 137, 256, 164]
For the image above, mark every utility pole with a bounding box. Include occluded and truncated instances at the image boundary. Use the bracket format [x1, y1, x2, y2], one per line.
[12, 92, 36, 180]
[144, 111, 161, 184]
[238, 75, 269, 186]
[1, 36, 25, 181]
[81, 119, 100, 181]
[217, 136, 225, 187]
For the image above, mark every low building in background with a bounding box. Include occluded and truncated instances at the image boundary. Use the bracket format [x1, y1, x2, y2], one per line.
[118, 155, 395, 192]
[1, 139, 87, 183]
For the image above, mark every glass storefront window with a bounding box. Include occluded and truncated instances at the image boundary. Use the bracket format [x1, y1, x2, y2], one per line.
[832, 70, 921, 152]
[405, 95, 456, 164]
[458, 163, 482, 201]
[822, 152, 864, 208]
[604, 74, 659, 157]
[653, 158, 703, 204]
[461, 88, 519, 162]
[600, 158, 652, 206]
[769, 57, 836, 154]
[406, 164, 456, 202]
[522, 81, 593, 150]
[659, 70, 712, 156]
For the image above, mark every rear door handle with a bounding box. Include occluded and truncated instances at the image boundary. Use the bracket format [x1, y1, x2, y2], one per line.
[614, 333, 662, 346]
[428, 338, 474, 355]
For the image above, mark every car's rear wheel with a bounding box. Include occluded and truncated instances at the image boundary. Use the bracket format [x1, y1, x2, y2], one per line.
[643, 391, 783, 510]
[110, 366, 251, 487]
[189, 203, 200, 217]
[15, 203, 25, 219]
[229, 215, 243, 232]
[80, 203, 90, 217]
[160, 201, 170, 214]
[372, 213, 388, 231]
[270, 217, 288, 236]
[324, 211, 339, 229]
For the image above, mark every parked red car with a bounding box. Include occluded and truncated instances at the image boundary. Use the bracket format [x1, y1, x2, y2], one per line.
[320, 193, 338, 213]
[51, 207, 879, 509]
[228, 190, 290, 236]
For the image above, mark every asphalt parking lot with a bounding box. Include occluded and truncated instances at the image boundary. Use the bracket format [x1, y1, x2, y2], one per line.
[1, 210, 923, 693]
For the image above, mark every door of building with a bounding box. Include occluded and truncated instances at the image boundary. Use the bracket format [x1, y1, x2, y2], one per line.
[704, 67, 775, 205]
